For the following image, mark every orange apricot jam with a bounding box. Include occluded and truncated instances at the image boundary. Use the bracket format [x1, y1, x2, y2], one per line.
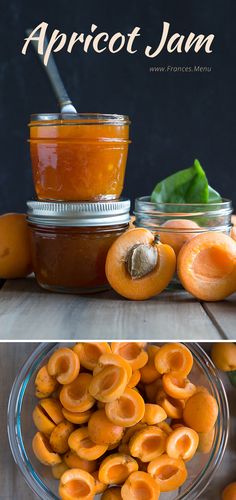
[27, 200, 130, 293]
[29, 113, 130, 201]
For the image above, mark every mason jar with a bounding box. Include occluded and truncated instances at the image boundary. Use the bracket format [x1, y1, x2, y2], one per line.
[27, 199, 130, 293]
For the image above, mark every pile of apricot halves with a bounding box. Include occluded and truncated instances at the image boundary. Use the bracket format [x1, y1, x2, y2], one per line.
[105, 224, 236, 301]
[32, 342, 219, 499]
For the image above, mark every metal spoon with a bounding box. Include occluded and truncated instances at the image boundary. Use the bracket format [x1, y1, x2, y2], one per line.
[26, 29, 77, 113]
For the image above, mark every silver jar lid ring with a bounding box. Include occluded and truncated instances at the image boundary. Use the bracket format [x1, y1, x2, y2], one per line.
[27, 199, 131, 227]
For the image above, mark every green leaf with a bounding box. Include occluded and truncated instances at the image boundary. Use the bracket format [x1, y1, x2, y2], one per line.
[228, 370, 236, 388]
[151, 159, 222, 204]
[208, 185, 222, 202]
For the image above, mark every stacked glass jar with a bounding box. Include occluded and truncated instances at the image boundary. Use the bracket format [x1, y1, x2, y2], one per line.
[27, 113, 131, 293]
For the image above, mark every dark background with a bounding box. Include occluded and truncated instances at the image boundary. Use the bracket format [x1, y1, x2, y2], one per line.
[0, 0, 235, 213]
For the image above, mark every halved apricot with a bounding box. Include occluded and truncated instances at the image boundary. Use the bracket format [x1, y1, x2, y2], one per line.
[68, 427, 108, 460]
[166, 426, 199, 461]
[49, 421, 74, 454]
[129, 426, 167, 462]
[64, 451, 97, 473]
[59, 468, 95, 500]
[105, 228, 176, 300]
[0, 213, 32, 279]
[141, 403, 167, 425]
[40, 398, 64, 425]
[89, 354, 131, 404]
[62, 408, 93, 425]
[88, 409, 124, 446]
[98, 453, 138, 485]
[177, 232, 236, 301]
[52, 462, 69, 479]
[211, 342, 236, 371]
[158, 422, 173, 435]
[73, 342, 111, 371]
[32, 432, 61, 466]
[121, 423, 147, 445]
[156, 390, 185, 419]
[183, 391, 218, 433]
[144, 379, 163, 403]
[198, 427, 215, 454]
[159, 219, 200, 256]
[93, 353, 132, 382]
[48, 348, 80, 385]
[111, 343, 148, 371]
[140, 345, 161, 384]
[92, 471, 107, 494]
[60, 373, 95, 413]
[121, 471, 160, 500]
[154, 343, 193, 376]
[105, 387, 145, 427]
[128, 370, 141, 388]
[118, 443, 130, 454]
[102, 487, 122, 499]
[162, 373, 196, 399]
[35, 365, 58, 398]
[222, 482, 236, 500]
[32, 404, 56, 435]
[148, 454, 187, 492]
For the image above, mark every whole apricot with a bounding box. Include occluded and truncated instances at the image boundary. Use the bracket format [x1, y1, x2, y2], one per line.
[222, 482, 236, 500]
[211, 343, 236, 371]
[183, 391, 218, 433]
[159, 219, 200, 256]
[88, 409, 124, 446]
[0, 213, 32, 278]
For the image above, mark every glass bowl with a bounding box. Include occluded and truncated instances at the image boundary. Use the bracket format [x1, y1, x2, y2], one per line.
[134, 196, 233, 235]
[8, 343, 229, 500]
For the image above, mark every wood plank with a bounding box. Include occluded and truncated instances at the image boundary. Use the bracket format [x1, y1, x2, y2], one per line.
[203, 294, 236, 340]
[0, 277, 221, 340]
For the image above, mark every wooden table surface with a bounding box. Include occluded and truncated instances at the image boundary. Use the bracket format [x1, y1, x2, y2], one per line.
[0, 277, 235, 340]
[0, 343, 235, 500]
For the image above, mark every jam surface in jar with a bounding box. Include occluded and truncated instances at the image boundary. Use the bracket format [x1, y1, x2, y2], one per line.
[29, 224, 128, 293]
[29, 114, 130, 201]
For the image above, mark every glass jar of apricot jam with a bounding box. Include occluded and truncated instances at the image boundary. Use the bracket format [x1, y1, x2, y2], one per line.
[27, 200, 130, 293]
[29, 113, 130, 201]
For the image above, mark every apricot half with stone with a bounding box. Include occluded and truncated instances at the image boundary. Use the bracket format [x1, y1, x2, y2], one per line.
[177, 232, 236, 301]
[105, 228, 176, 300]
[59, 468, 95, 500]
[147, 454, 187, 492]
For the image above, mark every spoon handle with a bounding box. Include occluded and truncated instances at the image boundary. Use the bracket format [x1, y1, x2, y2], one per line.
[26, 29, 77, 112]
